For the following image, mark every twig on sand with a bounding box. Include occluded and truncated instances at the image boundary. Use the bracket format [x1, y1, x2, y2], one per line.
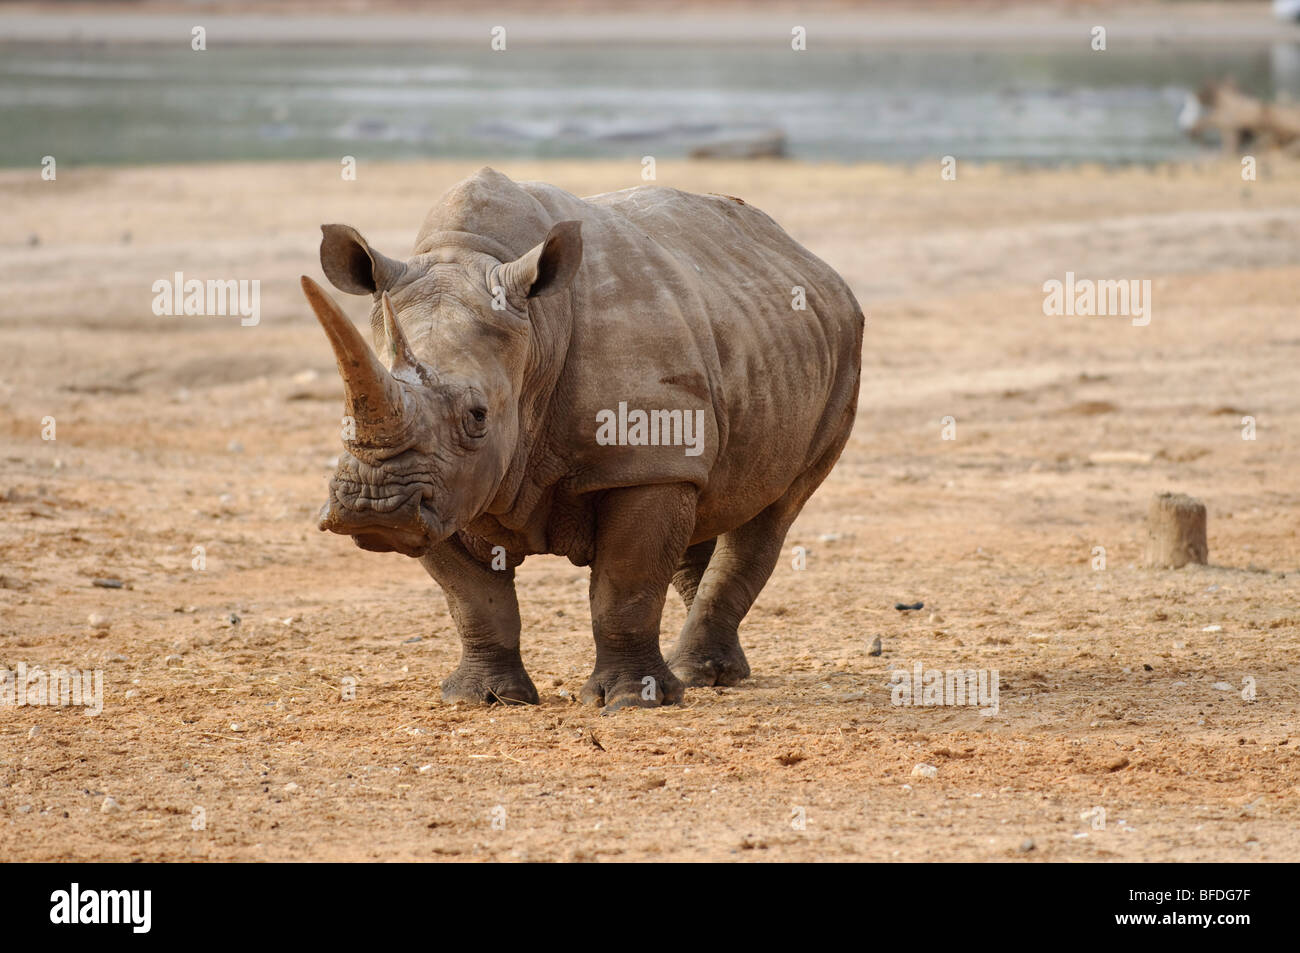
[467, 750, 527, 764]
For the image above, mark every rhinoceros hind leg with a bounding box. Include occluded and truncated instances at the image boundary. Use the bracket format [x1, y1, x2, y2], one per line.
[582, 483, 694, 709]
[667, 513, 789, 687]
[672, 537, 717, 611]
[672, 409, 856, 686]
[420, 536, 538, 705]
[668, 637, 751, 688]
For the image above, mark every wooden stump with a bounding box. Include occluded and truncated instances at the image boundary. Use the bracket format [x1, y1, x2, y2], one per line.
[1143, 492, 1208, 568]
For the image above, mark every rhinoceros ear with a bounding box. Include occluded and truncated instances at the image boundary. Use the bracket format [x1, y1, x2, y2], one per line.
[498, 220, 583, 302]
[320, 224, 407, 296]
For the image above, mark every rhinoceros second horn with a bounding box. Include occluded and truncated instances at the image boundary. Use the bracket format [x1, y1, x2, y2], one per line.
[380, 290, 422, 379]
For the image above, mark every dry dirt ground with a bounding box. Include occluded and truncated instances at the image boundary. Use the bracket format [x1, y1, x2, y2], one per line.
[0, 158, 1297, 861]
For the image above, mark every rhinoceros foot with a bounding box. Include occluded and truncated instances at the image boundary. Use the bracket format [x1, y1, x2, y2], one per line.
[667, 640, 751, 688]
[580, 657, 683, 710]
[441, 658, 539, 706]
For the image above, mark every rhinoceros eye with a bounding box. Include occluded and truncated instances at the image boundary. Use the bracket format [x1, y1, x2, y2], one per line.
[463, 405, 488, 439]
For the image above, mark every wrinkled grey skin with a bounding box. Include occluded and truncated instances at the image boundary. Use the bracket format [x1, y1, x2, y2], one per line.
[303, 167, 863, 708]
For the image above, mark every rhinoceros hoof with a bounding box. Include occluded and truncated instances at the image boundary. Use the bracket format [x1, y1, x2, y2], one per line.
[580, 661, 684, 710]
[667, 643, 751, 687]
[440, 663, 539, 706]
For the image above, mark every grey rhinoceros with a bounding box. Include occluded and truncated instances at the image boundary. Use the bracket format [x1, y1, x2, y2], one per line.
[302, 167, 862, 709]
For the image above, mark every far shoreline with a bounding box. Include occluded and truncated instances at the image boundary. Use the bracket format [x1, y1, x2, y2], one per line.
[1, 3, 1298, 48]
[0, 154, 1236, 175]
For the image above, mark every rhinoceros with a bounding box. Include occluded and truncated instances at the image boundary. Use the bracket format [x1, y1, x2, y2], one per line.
[302, 167, 862, 709]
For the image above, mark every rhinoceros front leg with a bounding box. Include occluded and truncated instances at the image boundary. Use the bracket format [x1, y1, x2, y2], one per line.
[581, 483, 694, 709]
[419, 536, 538, 705]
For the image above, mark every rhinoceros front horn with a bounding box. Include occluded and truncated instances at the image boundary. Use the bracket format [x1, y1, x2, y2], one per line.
[300, 275, 411, 453]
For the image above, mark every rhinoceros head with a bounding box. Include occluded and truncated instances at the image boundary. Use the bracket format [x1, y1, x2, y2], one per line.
[301, 219, 582, 557]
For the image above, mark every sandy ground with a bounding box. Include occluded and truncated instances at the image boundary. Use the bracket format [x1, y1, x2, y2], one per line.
[0, 157, 1298, 861]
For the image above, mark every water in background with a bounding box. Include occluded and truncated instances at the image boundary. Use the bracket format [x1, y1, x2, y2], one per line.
[2, 41, 1300, 167]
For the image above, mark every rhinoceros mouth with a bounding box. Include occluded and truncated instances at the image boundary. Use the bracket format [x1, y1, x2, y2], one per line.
[317, 484, 447, 557]
[329, 478, 435, 513]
